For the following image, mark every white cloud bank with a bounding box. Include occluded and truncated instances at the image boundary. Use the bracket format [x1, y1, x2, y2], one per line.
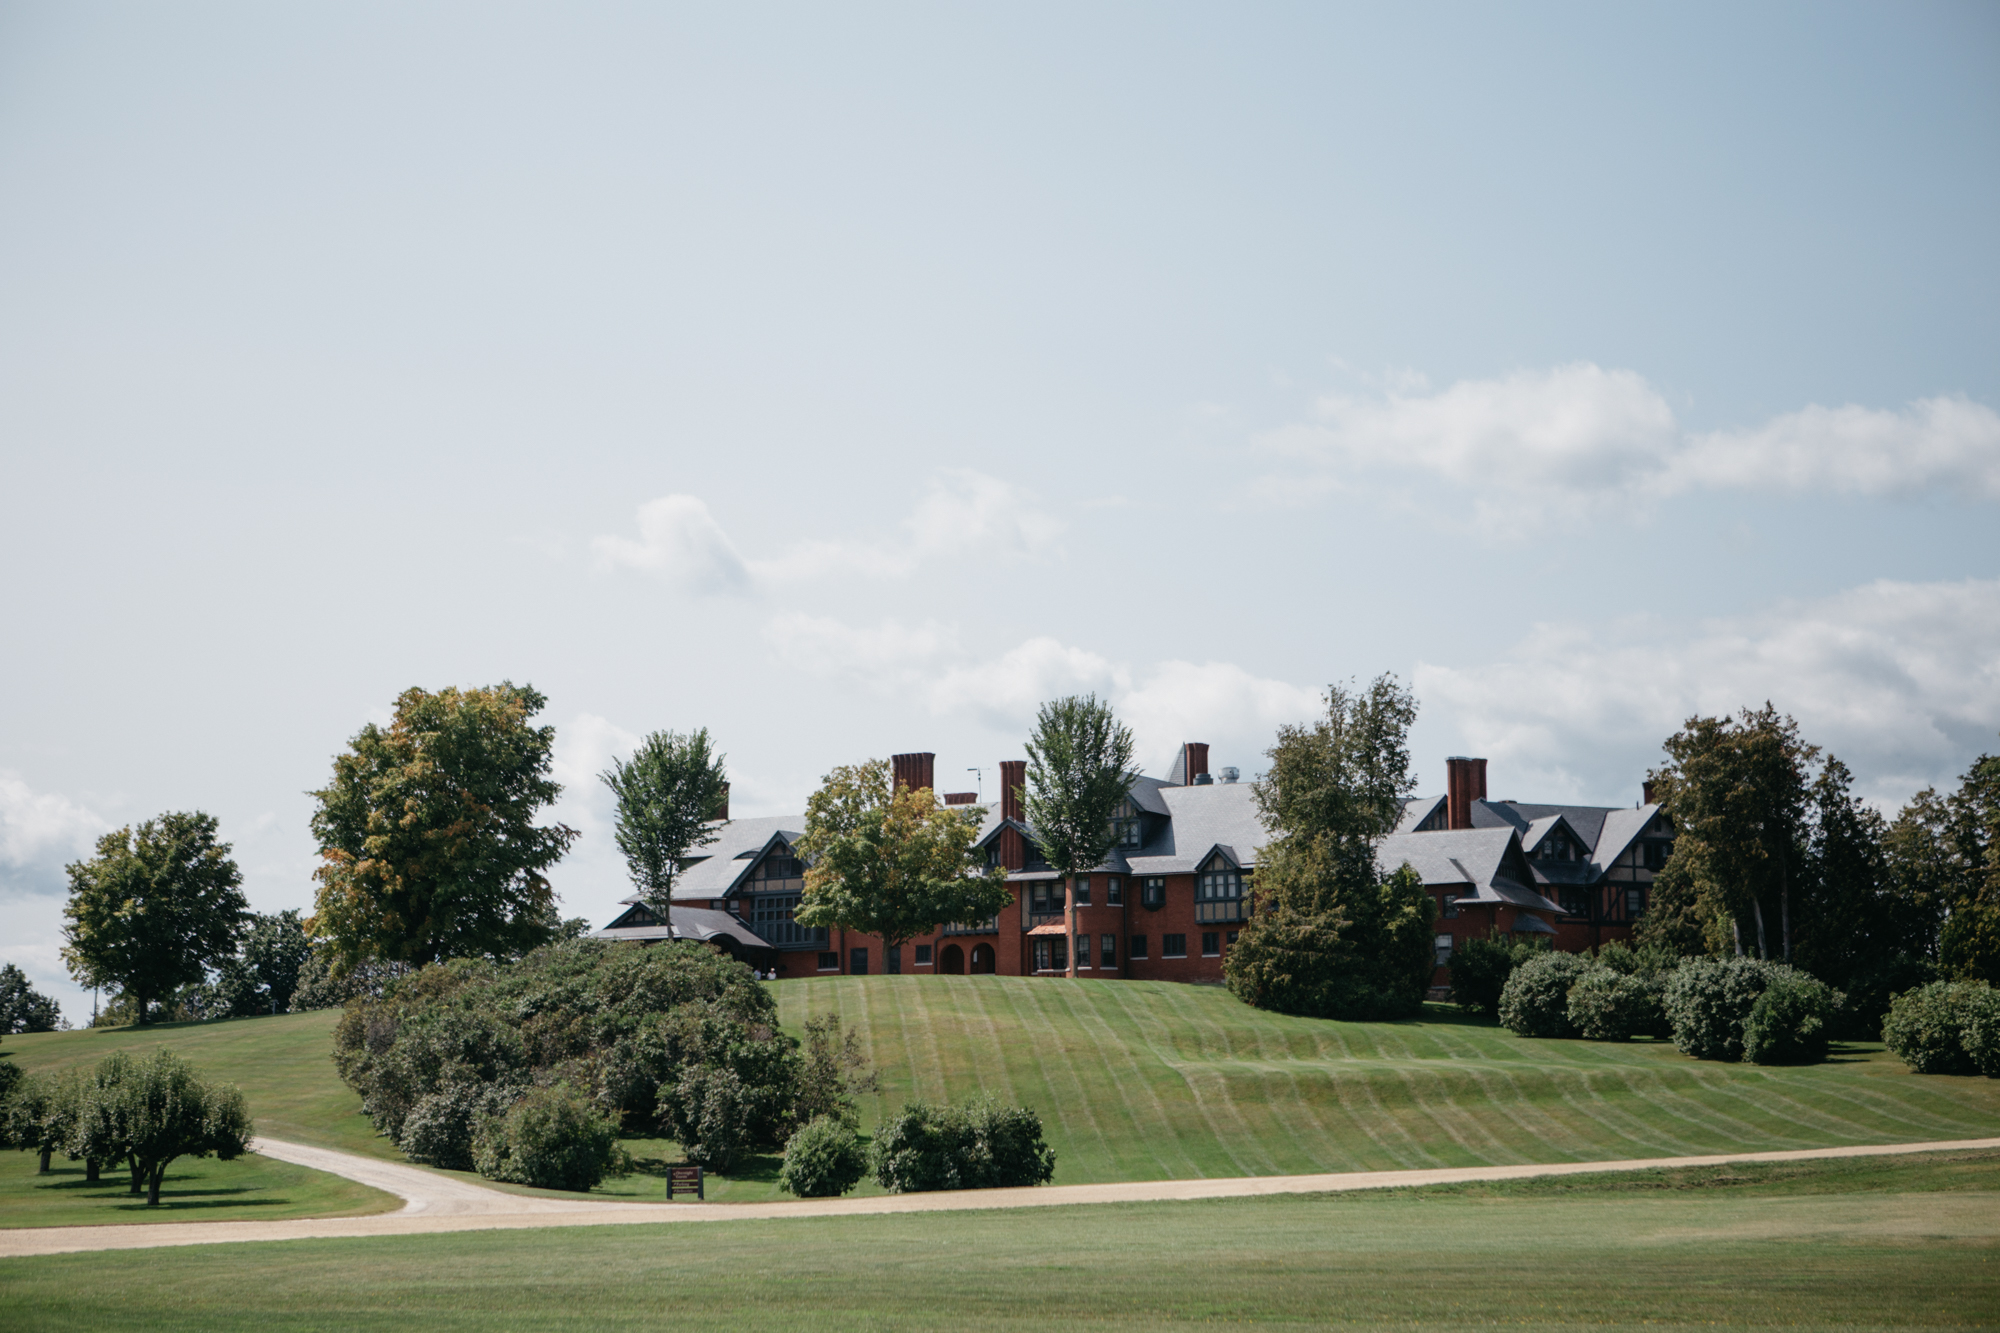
[0, 772, 110, 899]
[1418, 576, 2000, 807]
[1255, 363, 2000, 531]
[593, 469, 1062, 594]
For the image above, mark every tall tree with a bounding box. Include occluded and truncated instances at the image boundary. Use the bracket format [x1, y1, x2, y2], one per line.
[599, 728, 729, 909]
[0, 964, 63, 1033]
[795, 760, 1011, 965]
[239, 910, 313, 1015]
[1645, 706, 1814, 961]
[308, 682, 578, 973]
[1225, 675, 1434, 1020]
[1022, 694, 1139, 978]
[61, 811, 249, 1025]
[1935, 752, 2000, 984]
[1792, 757, 1894, 984]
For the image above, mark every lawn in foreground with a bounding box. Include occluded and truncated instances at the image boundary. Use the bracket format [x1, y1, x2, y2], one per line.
[3, 1151, 1995, 1331]
[0, 1149, 396, 1229]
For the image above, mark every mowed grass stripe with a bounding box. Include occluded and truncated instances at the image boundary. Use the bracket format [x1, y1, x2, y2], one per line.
[1049, 985, 1187, 1182]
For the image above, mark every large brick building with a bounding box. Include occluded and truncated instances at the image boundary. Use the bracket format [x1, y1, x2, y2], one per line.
[594, 747, 1673, 990]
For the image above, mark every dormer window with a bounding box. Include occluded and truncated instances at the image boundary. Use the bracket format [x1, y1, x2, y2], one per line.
[1195, 856, 1245, 923]
[1111, 798, 1143, 848]
[1538, 831, 1577, 863]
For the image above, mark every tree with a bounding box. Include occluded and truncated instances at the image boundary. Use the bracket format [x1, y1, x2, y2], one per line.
[599, 728, 729, 909]
[1021, 695, 1139, 978]
[1931, 751, 2000, 984]
[73, 1048, 252, 1204]
[794, 760, 1011, 964]
[239, 910, 313, 1015]
[307, 682, 579, 973]
[61, 811, 249, 1025]
[1225, 675, 1434, 1020]
[0, 964, 63, 1033]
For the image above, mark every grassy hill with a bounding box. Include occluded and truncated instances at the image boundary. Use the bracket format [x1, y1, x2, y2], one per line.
[7, 975, 1997, 1203]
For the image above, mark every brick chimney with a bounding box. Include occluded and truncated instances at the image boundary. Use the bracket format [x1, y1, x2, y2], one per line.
[999, 759, 1026, 823]
[892, 752, 935, 794]
[1445, 756, 1487, 830]
[1182, 742, 1210, 786]
[713, 782, 730, 822]
[943, 791, 978, 806]
[1642, 779, 1659, 807]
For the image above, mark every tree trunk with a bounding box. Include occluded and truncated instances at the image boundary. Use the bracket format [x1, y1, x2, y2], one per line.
[86, 1158, 100, 1183]
[1753, 898, 1768, 960]
[129, 1158, 145, 1195]
[1731, 917, 1744, 957]
[147, 1164, 165, 1206]
[1780, 862, 1792, 963]
[37, 1148, 50, 1174]
[1065, 877, 1077, 979]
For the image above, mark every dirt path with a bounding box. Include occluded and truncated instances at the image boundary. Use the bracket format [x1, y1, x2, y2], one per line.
[5, 1135, 1996, 1258]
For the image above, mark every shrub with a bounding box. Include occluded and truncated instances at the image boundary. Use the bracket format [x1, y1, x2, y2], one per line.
[871, 1098, 1057, 1194]
[1498, 952, 1594, 1038]
[1742, 972, 1843, 1066]
[1835, 954, 1938, 1041]
[472, 1083, 623, 1191]
[1966, 993, 2000, 1078]
[777, 1115, 869, 1198]
[1565, 969, 1661, 1042]
[1449, 938, 1542, 1018]
[1662, 957, 1788, 1062]
[1883, 981, 2000, 1076]
[660, 1064, 751, 1171]
[397, 1077, 523, 1170]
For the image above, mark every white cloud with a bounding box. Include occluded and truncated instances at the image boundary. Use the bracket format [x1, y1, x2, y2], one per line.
[763, 613, 959, 676]
[595, 470, 1062, 595]
[927, 637, 1126, 731]
[0, 772, 111, 899]
[591, 494, 753, 595]
[1118, 661, 1321, 774]
[1252, 364, 2000, 532]
[1416, 576, 2000, 807]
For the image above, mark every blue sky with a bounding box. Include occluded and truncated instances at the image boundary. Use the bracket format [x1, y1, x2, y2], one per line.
[3, 3, 1997, 1020]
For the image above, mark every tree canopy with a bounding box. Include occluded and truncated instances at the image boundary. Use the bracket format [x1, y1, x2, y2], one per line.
[61, 811, 249, 1025]
[0, 964, 62, 1033]
[599, 727, 729, 907]
[308, 682, 578, 973]
[794, 759, 1011, 957]
[1225, 675, 1434, 1020]
[1023, 694, 1138, 978]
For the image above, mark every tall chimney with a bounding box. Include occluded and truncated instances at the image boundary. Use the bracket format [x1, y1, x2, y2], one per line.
[1184, 742, 1210, 785]
[1642, 779, 1659, 807]
[1445, 756, 1487, 830]
[999, 759, 1026, 823]
[892, 752, 935, 794]
[713, 782, 730, 823]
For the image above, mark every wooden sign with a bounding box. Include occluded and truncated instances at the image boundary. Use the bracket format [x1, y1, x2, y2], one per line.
[667, 1164, 704, 1201]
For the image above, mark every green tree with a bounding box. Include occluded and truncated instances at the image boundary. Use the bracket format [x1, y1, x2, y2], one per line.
[1021, 695, 1139, 978]
[1935, 752, 2000, 983]
[0, 964, 63, 1033]
[795, 760, 1011, 965]
[308, 683, 579, 973]
[1225, 675, 1434, 1020]
[599, 728, 729, 909]
[61, 811, 249, 1025]
[73, 1048, 252, 1204]
[239, 909, 313, 1014]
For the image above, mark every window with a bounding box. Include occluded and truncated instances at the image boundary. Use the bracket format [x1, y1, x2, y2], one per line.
[850, 948, 869, 976]
[1130, 934, 1148, 960]
[1033, 938, 1051, 972]
[1074, 933, 1091, 969]
[1442, 894, 1459, 919]
[945, 915, 999, 935]
[1226, 930, 1238, 948]
[1625, 887, 1647, 918]
[1435, 933, 1453, 967]
[1196, 862, 1245, 923]
[1106, 876, 1123, 906]
[1162, 933, 1187, 958]
[817, 952, 840, 972]
[1023, 842, 1050, 872]
[1142, 878, 1166, 910]
[1561, 889, 1590, 918]
[914, 944, 933, 966]
[1539, 831, 1574, 863]
[1073, 876, 1091, 907]
[1201, 932, 1220, 957]
[759, 849, 806, 880]
[1101, 934, 1117, 968]
[1030, 882, 1063, 917]
[751, 894, 827, 948]
[1642, 841, 1670, 871]
[887, 946, 902, 975]
[1111, 798, 1143, 848]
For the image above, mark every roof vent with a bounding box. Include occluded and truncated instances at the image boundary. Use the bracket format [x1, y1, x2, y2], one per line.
[1193, 772, 1214, 785]
[1219, 766, 1239, 784]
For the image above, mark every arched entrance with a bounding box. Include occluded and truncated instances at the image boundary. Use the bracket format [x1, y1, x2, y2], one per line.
[970, 943, 996, 974]
[939, 943, 964, 975]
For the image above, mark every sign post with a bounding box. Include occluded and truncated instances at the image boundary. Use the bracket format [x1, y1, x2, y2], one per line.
[667, 1164, 704, 1201]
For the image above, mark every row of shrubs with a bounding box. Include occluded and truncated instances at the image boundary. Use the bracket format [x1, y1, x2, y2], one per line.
[1882, 982, 2000, 1077]
[777, 1097, 1057, 1198]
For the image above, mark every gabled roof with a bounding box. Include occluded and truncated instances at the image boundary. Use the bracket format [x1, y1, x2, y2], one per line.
[1590, 805, 1665, 875]
[1396, 794, 1448, 834]
[1123, 781, 1267, 875]
[592, 904, 775, 952]
[661, 816, 807, 901]
[1374, 828, 1562, 915]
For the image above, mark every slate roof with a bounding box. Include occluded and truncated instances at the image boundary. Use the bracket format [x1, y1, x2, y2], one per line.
[659, 816, 808, 902]
[1374, 828, 1564, 914]
[1122, 781, 1268, 876]
[1395, 795, 1668, 890]
[593, 903, 776, 952]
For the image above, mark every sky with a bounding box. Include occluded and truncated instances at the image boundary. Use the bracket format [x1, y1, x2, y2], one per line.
[3, 2, 1997, 1022]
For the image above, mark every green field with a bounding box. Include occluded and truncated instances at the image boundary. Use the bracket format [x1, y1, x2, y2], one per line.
[2, 1150, 1994, 1331]
[7, 975, 1998, 1205]
[0, 1148, 395, 1229]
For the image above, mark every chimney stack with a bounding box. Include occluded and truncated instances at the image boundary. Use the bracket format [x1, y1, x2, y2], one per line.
[713, 782, 730, 822]
[999, 759, 1026, 823]
[1182, 742, 1210, 786]
[943, 791, 978, 806]
[1445, 756, 1487, 830]
[1642, 779, 1659, 807]
[891, 752, 935, 794]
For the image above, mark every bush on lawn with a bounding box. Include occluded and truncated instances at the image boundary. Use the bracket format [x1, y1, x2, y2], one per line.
[1565, 968, 1662, 1042]
[777, 1114, 869, 1198]
[1741, 971, 1844, 1066]
[397, 1076, 525, 1170]
[871, 1098, 1056, 1194]
[1498, 951, 1594, 1038]
[1662, 957, 1793, 1062]
[472, 1083, 623, 1191]
[1883, 981, 2000, 1076]
[1449, 937, 1543, 1018]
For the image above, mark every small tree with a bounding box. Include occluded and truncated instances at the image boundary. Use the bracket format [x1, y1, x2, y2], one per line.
[777, 1115, 869, 1198]
[794, 761, 1011, 968]
[3, 1066, 85, 1174]
[61, 811, 249, 1025]
[308, 682, 579, 973]
[240, 910, 312, 1015]
[73, 1049, 252, 1204]
[1022, 696, 1140, 979]
[0, 964, 63, 1033]
[600, 728, 730, 910]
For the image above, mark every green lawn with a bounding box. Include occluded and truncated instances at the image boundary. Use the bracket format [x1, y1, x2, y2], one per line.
[9, 976, 1998, 1205]
[2, 1150, 1994, 1331]
[0, 1148, 395, 1229]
